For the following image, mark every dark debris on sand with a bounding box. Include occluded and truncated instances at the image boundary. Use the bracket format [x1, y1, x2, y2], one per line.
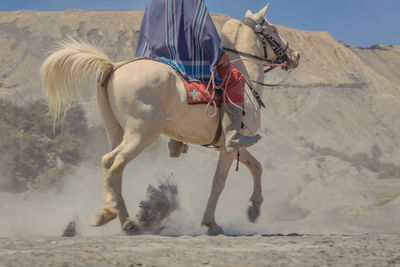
[136, 179, 179, 234]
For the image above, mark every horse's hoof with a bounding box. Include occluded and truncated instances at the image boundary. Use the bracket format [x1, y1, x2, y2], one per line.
[90, 211, 117, 227]
[207, 223, 224, 236]
[122, 219, 142, 235]
[247, 205, 260, 223]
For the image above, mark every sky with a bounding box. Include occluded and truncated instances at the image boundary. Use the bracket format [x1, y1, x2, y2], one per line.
[1, 0, 399, 47]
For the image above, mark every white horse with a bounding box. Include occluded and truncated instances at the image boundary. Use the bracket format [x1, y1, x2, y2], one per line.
[41, 3, 300, 235]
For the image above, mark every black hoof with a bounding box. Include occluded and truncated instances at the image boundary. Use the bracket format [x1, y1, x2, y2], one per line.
[207, 224, 225, 236]
[247, 205, 260, 223]
[122, 219, 142, 235]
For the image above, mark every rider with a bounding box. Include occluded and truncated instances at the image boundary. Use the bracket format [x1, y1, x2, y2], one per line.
[136, 0, 261, 152]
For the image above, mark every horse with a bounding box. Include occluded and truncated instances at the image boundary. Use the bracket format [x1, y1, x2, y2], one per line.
[41, 3, 300, 236]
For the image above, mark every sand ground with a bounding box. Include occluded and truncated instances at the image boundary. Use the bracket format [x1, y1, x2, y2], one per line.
[1, 234, 399, 267]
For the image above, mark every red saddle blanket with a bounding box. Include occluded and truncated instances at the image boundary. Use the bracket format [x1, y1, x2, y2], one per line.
[183, 65, 245, 106]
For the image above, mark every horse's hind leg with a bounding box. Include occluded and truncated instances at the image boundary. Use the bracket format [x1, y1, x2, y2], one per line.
[93, 85, 130, 227]
[239, 148, 264, 222]
[91, 119, 161, 231]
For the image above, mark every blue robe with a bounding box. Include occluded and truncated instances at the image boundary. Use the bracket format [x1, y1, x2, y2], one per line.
[135, 0, 224, 83]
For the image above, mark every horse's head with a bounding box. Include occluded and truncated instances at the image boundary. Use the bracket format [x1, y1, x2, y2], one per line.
[244, 3, 300, 70]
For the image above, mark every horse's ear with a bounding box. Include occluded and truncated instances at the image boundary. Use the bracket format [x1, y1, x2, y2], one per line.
[245, 10, 253, 17]
[259, 3, 270, 17]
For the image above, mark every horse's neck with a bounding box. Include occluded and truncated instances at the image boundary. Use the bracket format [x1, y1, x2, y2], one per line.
[221, 19, 264, 123]
[221, 20, 264, 100]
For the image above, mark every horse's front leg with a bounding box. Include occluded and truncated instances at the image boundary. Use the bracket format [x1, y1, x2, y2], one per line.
[201, 150, 236, 235]
[239, 148, 263, 222]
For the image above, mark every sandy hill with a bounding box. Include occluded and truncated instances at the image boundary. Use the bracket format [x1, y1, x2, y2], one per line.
[1, 10, 400, 235]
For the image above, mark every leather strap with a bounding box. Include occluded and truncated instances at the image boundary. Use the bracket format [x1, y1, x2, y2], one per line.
[245, 79, 266, 108]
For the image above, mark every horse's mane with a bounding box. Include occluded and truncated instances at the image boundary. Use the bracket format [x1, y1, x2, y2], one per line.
[220, 19, 242, 50]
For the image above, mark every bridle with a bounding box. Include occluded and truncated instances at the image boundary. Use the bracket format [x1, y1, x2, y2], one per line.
[223, 17, 290, 68]
[240, 17, 289, 68]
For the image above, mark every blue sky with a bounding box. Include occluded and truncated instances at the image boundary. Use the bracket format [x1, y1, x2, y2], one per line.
[1, 0, 399, 46]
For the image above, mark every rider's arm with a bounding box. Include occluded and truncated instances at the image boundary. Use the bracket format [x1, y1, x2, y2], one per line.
[218, 53, 230, 67]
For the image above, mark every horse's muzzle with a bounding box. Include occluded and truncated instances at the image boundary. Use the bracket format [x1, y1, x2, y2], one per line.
[286, 49, 300, 70]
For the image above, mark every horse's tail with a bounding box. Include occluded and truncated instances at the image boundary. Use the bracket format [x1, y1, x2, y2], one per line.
[41, 38, 113, 122]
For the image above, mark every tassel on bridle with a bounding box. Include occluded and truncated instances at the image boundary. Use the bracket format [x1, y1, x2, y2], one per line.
[235, 150, 240, 172]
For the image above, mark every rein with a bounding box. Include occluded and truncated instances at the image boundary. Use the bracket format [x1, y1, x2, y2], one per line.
[222, 47, 278, 66]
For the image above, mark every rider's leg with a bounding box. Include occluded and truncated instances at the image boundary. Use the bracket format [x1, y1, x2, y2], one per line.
[218, 65, 261, 153]
[168, 139, 188, 158]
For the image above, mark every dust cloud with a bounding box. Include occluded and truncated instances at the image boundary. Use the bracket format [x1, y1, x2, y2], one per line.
[1, 135, 400, 237]
[0, 137, 212, 237]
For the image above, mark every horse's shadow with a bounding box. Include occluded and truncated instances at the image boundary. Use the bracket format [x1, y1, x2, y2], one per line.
[134, 233, 303, 238]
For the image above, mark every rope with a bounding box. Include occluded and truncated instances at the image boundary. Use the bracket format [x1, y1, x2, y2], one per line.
[205, 64, 245, 118]
[204, 57, 287, 118]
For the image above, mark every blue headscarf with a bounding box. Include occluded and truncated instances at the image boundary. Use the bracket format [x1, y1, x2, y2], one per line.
[135, 0, 224, 83]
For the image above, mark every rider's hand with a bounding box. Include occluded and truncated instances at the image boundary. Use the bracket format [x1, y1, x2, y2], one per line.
[218, 53, 230, 67]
